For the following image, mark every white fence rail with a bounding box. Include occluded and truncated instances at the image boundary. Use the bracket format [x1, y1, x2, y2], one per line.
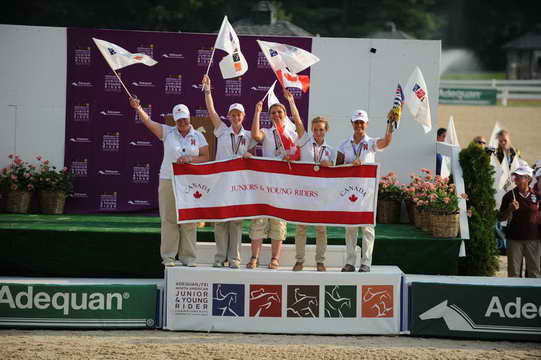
[440, 80, 541, 105]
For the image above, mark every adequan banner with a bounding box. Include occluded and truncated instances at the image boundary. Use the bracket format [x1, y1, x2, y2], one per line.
[0, 283, 157, 329]
[410, 282, 541, 341]
[164, 267, 402, 334]
[172, 158, 379, 226]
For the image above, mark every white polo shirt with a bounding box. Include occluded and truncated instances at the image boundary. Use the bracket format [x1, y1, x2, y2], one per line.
[337, 134, 381, 164]
[160, 124, 208, 179]
[214, 123, 256, 161]
[260, 125, 299, 159]
[296, 132, 336, 164]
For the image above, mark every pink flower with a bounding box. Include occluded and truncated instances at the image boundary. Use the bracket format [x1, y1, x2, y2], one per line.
[14, 158, 22, 165]
[443, 197, 450, 204]
[24, 172, 31, 178]
[27, 184, 34, 191]
[430, 193, 437, 201]
[8, 154, 14, 159]
[36, 155, 42, 161]
[11, 174, 17, 180]
[29, 164, 36, 169]
[44, 160, 49, 165]
[388, 171, 397, 177]
[63, 167, 68, 172]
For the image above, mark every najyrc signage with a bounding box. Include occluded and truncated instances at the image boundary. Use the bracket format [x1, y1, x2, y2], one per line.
[164, 267, 403, 334]
[439, 88, 497, 105]
[410, 282, 541, 341]
[0, 283, 157, 328]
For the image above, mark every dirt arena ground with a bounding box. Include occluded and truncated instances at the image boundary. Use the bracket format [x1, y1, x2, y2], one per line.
[1, 328, 540, 360]
[438, 105, 541, 165]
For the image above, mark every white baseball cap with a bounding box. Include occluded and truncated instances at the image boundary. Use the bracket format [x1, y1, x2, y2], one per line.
[228, 103, 245, 114]
[512, 165, 533, 178]
[172, 104, 190, 121]
[351, 109, 369, 122]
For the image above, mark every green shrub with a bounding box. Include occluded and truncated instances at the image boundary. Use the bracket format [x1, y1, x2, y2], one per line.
[458, 143, 499, 276]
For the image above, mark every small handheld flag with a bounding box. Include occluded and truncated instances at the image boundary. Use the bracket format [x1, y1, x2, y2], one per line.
[405, 66, 432, 133]
[92, 38, 158, 98]
[387, 84, 404, 132]
[208, 16, 248, 79]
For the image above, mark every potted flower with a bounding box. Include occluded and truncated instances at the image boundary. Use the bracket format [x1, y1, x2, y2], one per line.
[0, 154, 37, 213]
[409, 168, 436, 231]
[377, 172, 404, 224]
[34, 156, 74, 214]
[429, 175, 466, 237]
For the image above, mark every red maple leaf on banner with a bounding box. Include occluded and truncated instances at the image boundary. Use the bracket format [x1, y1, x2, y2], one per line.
[133, 55, 143, 61]
[349, 194, 358, 202]
[193, 191, 202, 199]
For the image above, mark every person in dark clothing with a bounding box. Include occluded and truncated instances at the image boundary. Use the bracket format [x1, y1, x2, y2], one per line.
[499, 166, 540, 278]
[436, 127, 446, 176]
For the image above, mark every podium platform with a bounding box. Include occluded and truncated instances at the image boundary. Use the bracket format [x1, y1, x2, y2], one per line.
[164, 265, 403, 334]
[0, 214, 463, 277]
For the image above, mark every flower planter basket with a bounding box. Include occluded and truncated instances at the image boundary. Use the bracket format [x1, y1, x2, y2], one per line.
[377, 199, 401, 224]
[5, 190, 33, 213]
[413, 207, 423, 228]
[431, 213, 459, 238]
[420, 211, 432, 232]
[39, 191, 66, 215]
[405, 200, 416, 224]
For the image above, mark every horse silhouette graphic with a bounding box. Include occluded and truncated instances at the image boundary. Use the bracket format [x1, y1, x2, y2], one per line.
[250, 288, 280, 317]
[419, 300, 541, 335]
[214, 284, 239, 317]
[288, 288, 318, 318]
[325, 286, 353, 318]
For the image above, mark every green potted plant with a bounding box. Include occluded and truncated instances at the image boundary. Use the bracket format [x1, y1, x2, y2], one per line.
[377, 172, 404, 224]
[34, 156, 74, 214]
[0, 154, 37, 213]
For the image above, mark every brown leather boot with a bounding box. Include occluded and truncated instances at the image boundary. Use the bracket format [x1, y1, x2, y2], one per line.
[316, 262, 326, 272]
[292, 262, 304, 271]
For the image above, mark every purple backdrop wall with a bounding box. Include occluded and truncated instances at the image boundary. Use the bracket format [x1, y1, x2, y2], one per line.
[65, 27, 312, 213]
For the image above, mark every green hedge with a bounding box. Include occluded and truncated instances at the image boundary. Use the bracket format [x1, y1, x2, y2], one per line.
[458, 143, 499, 276]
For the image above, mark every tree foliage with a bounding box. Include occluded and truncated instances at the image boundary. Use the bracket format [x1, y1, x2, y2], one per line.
[458, 143, 499, 276]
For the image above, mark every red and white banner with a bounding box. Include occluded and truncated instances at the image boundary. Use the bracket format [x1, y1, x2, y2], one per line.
[172, 158, 379, 226]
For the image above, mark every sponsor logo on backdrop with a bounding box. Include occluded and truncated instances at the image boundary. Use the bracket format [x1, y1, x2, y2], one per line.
[135, 105, 151, 124]
[74, 104, 90, 122]
[71, 81, 93, 87]
[289, 88, 303, 99]
[100, 110, 123, 117]
[287, 285, 319, 318]
[0, 285, 127, 316]
[73, 192, 88, 199]
[69, 137, 92, 143]
[127, 200, 151, 206]
[98, 170, 120, 176]
[251, 85, 271, 92]
[419, 297, 541, 334]
[191, 83, 204, 91]
[257, 51, 270, 69]
[71, 159, 88, 177]
[174, 282, 209, 315]
[137, 44, 154, 58]
[249, 285, 282, 317]
[260, 111, 272, 128]
[324, 285, 356, 318]
[162, 52, 184, 59]
[197, 49, 212, 66]
[165, 75, 182, 95]
[102, 132, 120, 152]
[131, 81, 155, 88]
[132, 164, 150, 184]
[212, 284, 244, 317]
[99, 192, 118, 210]
[104, 74, 121, 92]
[194, 109, 209, 118]
[129, 140, 152, 147]
[361, 285, 393, 318]
[74, 47, 91, 65]
[225, 78, 242, 97]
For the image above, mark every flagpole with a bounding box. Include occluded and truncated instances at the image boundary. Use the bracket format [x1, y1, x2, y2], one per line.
[205, 47, 216, 76]
[111, 69, 134, 99]
[261, 81, 277, 103]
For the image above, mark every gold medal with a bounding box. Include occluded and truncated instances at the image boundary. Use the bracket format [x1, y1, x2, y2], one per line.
[314, 165, 320, 172]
